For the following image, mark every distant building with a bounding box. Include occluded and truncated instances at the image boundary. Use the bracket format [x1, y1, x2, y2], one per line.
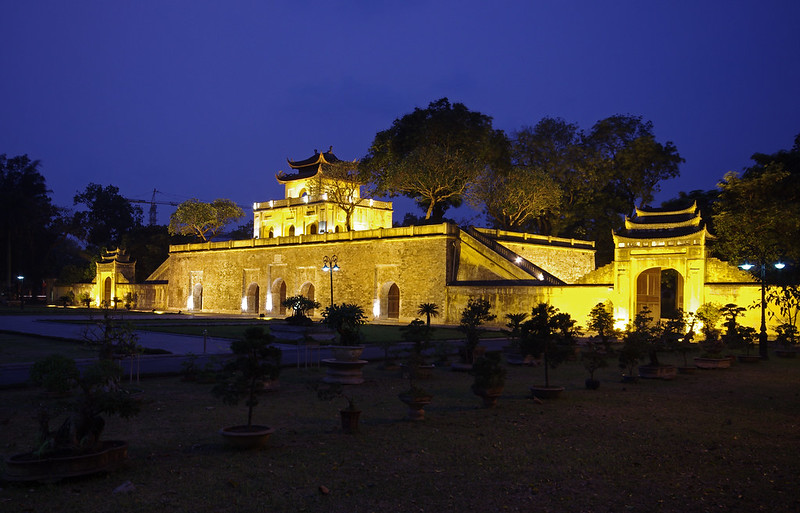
[252, 149, 392, 238]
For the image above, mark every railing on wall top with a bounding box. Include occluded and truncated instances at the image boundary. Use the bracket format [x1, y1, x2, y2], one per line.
[463, 226, 564, 285]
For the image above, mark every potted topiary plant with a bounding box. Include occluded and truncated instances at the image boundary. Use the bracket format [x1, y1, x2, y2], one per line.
[524, 303, 576, 399]
[675, 312, 697, 374]
[470, 350, 506, 408]
[316, 383, 361, 434]
[637, 307, 679, 380]
[400, 318, 435, 379]
[281, 295, 320, 325]
[322, 302, 367, 361]
[213, 326, 281, 449]
[4, 358, 141, 482]
[582, 336, 610, 390]
[397, 325, 434, 420]
[694, 302, 731, 369]
[775, 323, 798, 357]
[502, 312, 529, 365]
[583, 303, 617, 388]
[456, 298, 496, 370]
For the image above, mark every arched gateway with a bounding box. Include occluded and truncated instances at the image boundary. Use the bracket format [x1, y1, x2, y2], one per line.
[612, 202, 711, 324]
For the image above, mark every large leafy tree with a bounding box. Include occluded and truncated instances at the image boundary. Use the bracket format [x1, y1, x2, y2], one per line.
[469, 166, 561, 232]
[73, 183, 143, 250]
[312, 160, 367, 231]
[713, 134, 800, 266]
[363, 98, 509, 221]
[510, 115, 682, 264]
[169, 198, 244, 242]
[0, 154, 56, 295]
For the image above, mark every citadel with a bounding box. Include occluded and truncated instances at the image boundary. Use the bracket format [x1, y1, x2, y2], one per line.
[67, 149, 761, 330]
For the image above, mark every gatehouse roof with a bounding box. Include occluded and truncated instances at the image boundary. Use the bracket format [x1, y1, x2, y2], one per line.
[614, 201, 712, 240]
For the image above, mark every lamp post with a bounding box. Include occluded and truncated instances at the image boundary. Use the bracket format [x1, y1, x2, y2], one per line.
[17, 275, 24, 309]
[322, 255, 339, 307]
[739, 260, 785, 360]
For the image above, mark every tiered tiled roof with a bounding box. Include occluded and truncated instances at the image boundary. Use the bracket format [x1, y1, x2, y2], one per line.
[276, 147, 340, 183]
[614, 202, 711, 240]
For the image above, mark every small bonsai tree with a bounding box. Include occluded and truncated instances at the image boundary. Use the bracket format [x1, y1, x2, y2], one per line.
[213, 327, 281, 428]
[401, 318, 434, 378]
[321, 303, 367, 345]
[458, 298, 496, 364]
[775, 323, 798, 348]
[82, 309, 142, 361]
[696, 302, 724, 357]
[32, 358, 141, 456]
[282, 295, 320, 325]
[470, 350, 506, 396]
[522, 303, 577, 388]
[618, 309, 653, 379]
[587, 302, 616, 346]
[502, 312, 528, 356]
[582, 336, 610, 388]
[79, 292, 92, 309]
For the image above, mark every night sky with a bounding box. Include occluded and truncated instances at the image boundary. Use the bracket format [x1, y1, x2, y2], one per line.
[2, 1, 798, 226]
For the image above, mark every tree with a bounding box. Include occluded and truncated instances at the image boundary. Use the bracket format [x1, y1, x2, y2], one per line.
[458, 298, 496, 363]
[363, 98, 509, 221]
[73, 183, 142, 250]
[509, 115, 683, 264]
[712, 134, 800, 265]
[469, 165, 562, 232]
[312, 160, 368, 231]
[0, 154, 56, 296]
[168, 198, 244, 242]
[417, 302, 440, 327]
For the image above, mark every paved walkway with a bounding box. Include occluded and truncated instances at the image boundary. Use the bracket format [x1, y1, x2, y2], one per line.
[0, 312, 499, 387]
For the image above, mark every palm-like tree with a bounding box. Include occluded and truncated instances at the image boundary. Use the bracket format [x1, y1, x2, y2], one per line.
[417, 302, 440, 327]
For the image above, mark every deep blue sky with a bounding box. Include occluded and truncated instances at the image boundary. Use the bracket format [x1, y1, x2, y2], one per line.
[2, 1, 798, 226]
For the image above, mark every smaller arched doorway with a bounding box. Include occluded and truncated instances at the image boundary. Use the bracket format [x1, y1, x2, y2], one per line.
[378, 282, 400, 319]
[288, 225, 296, 236]
[245, 283, 259, 314]
[387, 284, 400, 319]
[192, 283, 203, 311]
[272, 279, 287, 315]
[300, 282, 316, 316]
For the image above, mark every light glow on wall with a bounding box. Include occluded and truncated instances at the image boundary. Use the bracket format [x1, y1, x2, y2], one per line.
[241, 296, 247, 311]
[372, 299, 380, 318]
[266, 292, 273, 312]
[187, 295, 194, 310]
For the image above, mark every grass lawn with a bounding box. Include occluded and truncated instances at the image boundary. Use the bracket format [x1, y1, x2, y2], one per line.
[0, 332, 98, 363]
[1, 351, 798, 512]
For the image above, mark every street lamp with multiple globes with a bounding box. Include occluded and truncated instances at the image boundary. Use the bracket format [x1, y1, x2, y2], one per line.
[739, 260, 785, 359]
[321, 255, 339, 307]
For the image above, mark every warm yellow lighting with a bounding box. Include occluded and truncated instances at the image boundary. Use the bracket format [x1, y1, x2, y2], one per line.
[252, 202, 257, 210]
[372, 299, 381, 317]
[241, 297, 247, 311]
[187, 295, 194, 310]
[302, 195, 308, 204]
[515, 256, 522, 264]
[269, 200, 274, 208]
[266, 292, 273, 312]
